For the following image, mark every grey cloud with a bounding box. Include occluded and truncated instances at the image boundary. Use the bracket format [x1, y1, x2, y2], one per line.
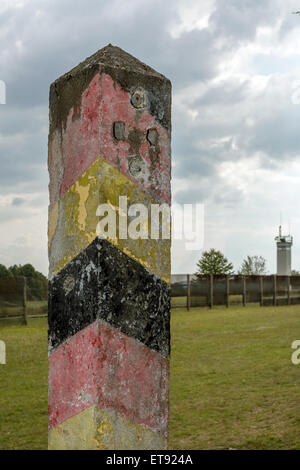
[0, 0, 230, 208]
[245, 106, 300, 159]
[174, 69, 300, 183]
[174, 179, 245, 208]
[172, 125, 239, 180]
[0, 105, 47, 136]
[12, 197, 25, 206]
[30, 194, 48, 207]
[0, 207, 25, 223]
[0, 106, 47, 194]
[173, 151, 216, 180]
[14, 236, 28, 246]
[211, 0, 278, 43]
[1, 0, 221, 108]
[0, 0, 300, 274]
[213, 187, 245, 207]
[0, 135, 47, 193]
[195, 80, 249, 106]
[173, 188, 208, 205]
[278, 4, 300, 38]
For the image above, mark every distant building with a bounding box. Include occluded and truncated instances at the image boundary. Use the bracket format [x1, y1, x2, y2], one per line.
[275, 226, 293, 275]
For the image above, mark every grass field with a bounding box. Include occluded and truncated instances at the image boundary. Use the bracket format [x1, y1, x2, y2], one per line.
[0, 318, 47, 450]
[0, 305, 299, 449]
[169, 304, 300, 449]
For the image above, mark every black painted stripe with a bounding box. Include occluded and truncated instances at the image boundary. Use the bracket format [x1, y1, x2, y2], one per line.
[48, 237, 170, 358]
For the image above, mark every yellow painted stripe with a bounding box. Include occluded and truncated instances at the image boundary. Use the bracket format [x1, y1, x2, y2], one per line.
[48, 157, 170, 282]
[48, 405, 167, 450]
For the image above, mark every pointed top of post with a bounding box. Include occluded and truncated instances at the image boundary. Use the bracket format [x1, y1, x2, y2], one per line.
[50, 44, 171, 133]
[58, 44, 169, 82]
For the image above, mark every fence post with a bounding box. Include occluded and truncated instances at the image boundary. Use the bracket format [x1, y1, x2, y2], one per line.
[210, 274, 214, 309]
[22, 276, 27, 326]
[273, 275, 277, 306]
[260, 276, 263, 307]
[243, 276, 246, 306]
[187, 274, 190, 311]
[287, 276, 291, 305]
[226, 275, 229, 308]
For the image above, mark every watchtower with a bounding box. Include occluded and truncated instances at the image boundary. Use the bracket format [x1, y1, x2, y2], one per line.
[275, 225, 293, 275]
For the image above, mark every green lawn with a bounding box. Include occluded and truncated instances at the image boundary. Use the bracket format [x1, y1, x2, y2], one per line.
[0, 305, 299, 449]
[0, 318, 48, 450]
[169, 304, 300, 449]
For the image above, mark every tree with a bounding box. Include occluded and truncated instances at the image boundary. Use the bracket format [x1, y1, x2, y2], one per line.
[291, 269, 300, 275]
[238, 255, 267, 275]
[18, 263, 36, 277]
[0, 264, 13, 278]
[7, 263, 48, 300]
[195, 248, 234, 276]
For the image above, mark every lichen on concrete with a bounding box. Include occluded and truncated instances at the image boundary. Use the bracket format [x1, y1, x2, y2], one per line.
[48, 45, 171, 451]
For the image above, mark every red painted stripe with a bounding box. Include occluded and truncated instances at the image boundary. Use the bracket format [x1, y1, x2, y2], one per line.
[55, 73, 170, 204]
[48, 320, 169, 437]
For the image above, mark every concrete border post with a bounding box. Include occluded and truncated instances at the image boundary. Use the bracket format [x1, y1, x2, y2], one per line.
[48, 45, 171, 450]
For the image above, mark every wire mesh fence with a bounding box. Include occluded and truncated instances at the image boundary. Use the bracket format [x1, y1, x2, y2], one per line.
[0, 277, 47, 323]
[171, 274, 300, 309]
[0, 277, 27, 323]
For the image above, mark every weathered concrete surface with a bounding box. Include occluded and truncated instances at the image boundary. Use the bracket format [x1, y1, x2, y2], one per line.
[48, 237, 170, 356]
[49, 405, 167, 450]
[48, 157, 171, 282]
[48, 46, 171, 209]
[49, 320, 169, 436]
[48, 45, 171, 450]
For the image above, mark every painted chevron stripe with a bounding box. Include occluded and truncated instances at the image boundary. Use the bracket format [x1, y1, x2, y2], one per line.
[48, 405, 167, 450]
[49, 320, 169, 437]
[48, 157, 171, 282]
[48, 45, 171, 450]
[49, 72, 171, 209]
[48, 237, 170, 356]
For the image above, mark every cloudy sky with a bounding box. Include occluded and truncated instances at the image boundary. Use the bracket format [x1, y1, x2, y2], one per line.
[1, 0, 300, 276]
